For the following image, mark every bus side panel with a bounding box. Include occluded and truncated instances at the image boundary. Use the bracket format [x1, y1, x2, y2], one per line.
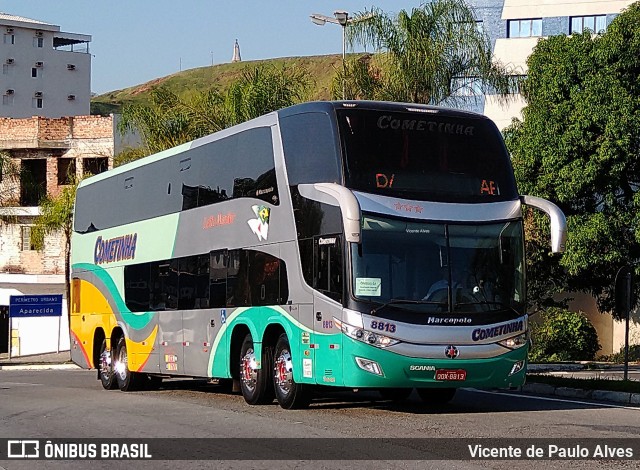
[207, 306, 311, 382]
[127, 325, 159, 373]
[158, 310, 183, 374]
[182, 308, 221, 377]
[261, 306, 315, 385]
[293, 303, 315, 385]
[70, 278, 118, 369]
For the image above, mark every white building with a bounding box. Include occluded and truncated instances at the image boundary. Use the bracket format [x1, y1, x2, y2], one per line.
[0, 12, 91, 118]
[468, 0, 635, 130]
[466, 0, 638, 355]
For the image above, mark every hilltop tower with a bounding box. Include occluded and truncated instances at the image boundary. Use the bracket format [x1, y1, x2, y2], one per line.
[232, 39, 241, 62]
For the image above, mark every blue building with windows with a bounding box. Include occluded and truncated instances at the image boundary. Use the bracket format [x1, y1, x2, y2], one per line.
[465, 0, 634, 129]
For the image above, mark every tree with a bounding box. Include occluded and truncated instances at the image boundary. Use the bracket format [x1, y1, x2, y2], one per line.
[0, 151, 23, 208]
[504, 2, 640, 316]
[117, 63, 311, 162]
[31, 181, 77, 313]
[340, 0, 518, 103]
[529, 307, 600, 362]
[330, 54, 383, 101]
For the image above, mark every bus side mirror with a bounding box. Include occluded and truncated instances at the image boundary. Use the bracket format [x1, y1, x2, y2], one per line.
[520, 195, 567, 253]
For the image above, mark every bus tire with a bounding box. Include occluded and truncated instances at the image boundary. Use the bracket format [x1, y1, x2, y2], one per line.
[273, 333, 311, 409]
[417, 387, 456, 405]
[98, 338, 117, 390]
[114, 336, 139, 392]
[379, 387, 413, 402]
[239, 333, 274, 405]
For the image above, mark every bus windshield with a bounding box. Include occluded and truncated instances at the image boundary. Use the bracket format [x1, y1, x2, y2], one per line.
[350, 214, 525, 315]
[337, 108, 518, 203]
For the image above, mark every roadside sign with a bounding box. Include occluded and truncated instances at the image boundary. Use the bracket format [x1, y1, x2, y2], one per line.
[9, 295, 63, 318]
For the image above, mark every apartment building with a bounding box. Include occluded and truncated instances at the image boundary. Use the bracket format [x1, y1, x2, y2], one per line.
[463, 0, 638, 355]
[0, 12, 91, 118]
[467, 0, 635, 130]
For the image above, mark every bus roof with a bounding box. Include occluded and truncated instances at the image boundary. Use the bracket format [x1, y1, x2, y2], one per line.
[79, 101, 491, 189]
[277, 100, 488, 120]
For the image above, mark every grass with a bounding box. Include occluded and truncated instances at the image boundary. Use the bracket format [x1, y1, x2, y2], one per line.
[90, 54, 350, 114]
[526, 374, 640, 394]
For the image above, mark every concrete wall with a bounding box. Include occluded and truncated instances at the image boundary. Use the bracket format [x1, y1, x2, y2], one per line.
[568, 292, 640, 358]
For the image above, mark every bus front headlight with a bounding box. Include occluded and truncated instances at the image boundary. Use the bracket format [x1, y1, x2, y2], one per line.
[498, 332, 528, 350]
[334, 319, 400, 349]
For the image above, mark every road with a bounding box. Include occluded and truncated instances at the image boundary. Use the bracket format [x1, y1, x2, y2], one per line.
[1, 368, 639, 469]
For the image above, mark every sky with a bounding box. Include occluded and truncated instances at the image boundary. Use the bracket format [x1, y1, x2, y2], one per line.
[1, 1, 423, 95]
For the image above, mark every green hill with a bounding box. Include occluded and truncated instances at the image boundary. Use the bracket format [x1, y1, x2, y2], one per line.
[91, 54, 347, 115]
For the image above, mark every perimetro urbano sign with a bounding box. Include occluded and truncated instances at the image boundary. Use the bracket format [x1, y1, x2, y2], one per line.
[9, 295, 63, 317]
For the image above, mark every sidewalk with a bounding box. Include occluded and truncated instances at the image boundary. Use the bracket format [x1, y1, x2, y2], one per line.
[522, 362, 640, 406]
[0, 350, 77, 370]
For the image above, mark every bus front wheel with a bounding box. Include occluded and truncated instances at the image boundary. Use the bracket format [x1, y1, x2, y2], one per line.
[273, 333, 311, 409]
[98, 338, 117, 390]
[417, 387, 456, 405]
[239, 333, 274, 405]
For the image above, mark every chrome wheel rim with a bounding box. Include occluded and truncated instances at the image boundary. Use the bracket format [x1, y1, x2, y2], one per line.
[274, 348, 293, 395]
[99, 346, 112, 381]
[114, 342, 128, 382]
[240, 348, 258, 392]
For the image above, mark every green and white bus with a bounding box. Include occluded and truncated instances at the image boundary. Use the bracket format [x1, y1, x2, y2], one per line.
[70, 101, 566, 408]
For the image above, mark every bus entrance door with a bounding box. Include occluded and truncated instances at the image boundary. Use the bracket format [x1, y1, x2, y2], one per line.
[313, 296, 343, 386]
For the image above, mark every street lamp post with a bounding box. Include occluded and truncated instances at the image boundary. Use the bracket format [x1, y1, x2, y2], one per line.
[310, 10, 351, 100]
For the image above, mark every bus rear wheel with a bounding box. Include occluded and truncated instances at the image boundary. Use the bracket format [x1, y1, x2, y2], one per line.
[98, 338, 117, 390]
[114, 337, 139, 392]
[239, 333, 274, 405]
[417, 387, 456, 405]
[273, 333, 311, 409]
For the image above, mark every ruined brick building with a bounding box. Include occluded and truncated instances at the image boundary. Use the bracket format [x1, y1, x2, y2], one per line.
[0, 13, 115, 355]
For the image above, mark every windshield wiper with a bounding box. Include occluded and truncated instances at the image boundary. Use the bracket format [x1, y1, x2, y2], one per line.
[371, 298, 446, 315]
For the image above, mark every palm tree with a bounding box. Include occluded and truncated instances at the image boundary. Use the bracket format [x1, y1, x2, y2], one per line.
[342, 0, 517, 104]
[118, 87, 195, 157]
[0, 151, 24, 209]
[117, 63, 311, 161]
[31, 181, 77, 315]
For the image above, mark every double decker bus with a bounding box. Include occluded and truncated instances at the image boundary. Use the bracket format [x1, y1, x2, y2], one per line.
[70, 101, 566, 409]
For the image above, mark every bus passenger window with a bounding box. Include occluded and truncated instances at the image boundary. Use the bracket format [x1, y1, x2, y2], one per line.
[209, 251, 227, 308]
[150, 260, 178, 310]
[315, 235, 342, 302]
[178, 255, 210, 309]
[227, 250, 250, 307]
[247, 251, 287, 306]
[124, 263, 150, 312]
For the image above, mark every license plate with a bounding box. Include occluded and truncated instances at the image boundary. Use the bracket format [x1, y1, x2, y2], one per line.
[435, 369, 467, 381]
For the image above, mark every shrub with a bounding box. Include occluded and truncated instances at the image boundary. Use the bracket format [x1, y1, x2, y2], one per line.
[529, 307, 600, 362]
[599, 344, 640, 363]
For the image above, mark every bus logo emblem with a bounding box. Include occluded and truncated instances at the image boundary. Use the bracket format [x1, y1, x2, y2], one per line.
[247, 205, 270, 241]
[445, 345, 459, 359]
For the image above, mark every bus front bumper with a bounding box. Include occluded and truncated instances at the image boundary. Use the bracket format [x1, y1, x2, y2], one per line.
[341, 338, 528, 389]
